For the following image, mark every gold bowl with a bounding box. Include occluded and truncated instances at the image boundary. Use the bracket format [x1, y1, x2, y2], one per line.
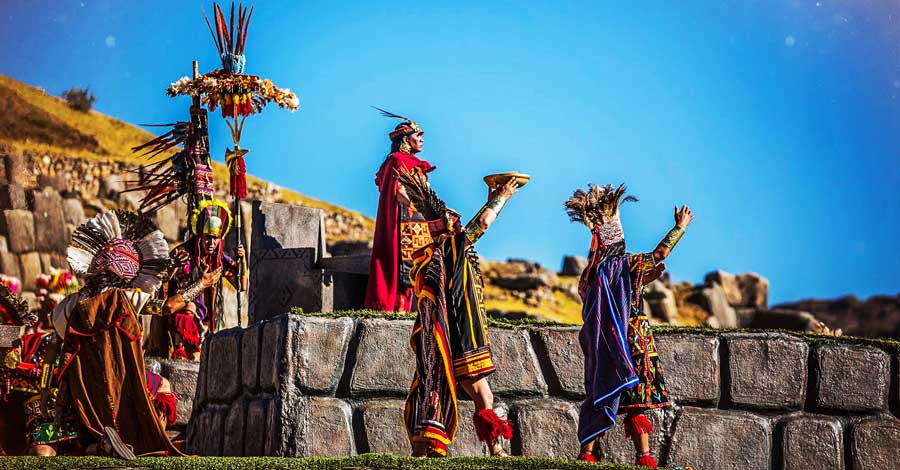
[483, 172, 531, 189]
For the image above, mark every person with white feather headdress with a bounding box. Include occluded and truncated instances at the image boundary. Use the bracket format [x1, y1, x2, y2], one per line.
[51, 210, 184, 459]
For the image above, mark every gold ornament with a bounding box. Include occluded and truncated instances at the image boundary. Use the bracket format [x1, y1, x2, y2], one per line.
[4, 349, 21, 369]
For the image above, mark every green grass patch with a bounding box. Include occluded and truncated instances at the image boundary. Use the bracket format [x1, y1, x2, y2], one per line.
[0, 454, 651, 470]
[289, 308, 575, 330]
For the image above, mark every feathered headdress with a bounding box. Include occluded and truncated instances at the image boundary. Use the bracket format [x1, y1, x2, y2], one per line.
[564, 184, 636, 245]
[373, 106, 423, 141]
[190, 199, 233, 238]
[204, 2, 253, 74]
[67, 211, 170, 293]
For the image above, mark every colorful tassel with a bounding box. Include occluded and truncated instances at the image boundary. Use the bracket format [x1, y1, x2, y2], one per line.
[174, 313, 201, 347]
[226, 148, 248, 200]
[473, 409, 513, 443]
[624, 414, 653, 438]
[578, 451, 598, 463]
[173, 344, 190, 361]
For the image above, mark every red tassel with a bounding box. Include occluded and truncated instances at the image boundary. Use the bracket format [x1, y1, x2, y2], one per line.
[473, 409, 513, 443]
[228, 154, 248, 200]
[154, 392, 178, 425]
[578, 451, 597, 463]
[174, 313, 201, 347]
[635, 453, 658, 468]
[624, 414, 653, 438]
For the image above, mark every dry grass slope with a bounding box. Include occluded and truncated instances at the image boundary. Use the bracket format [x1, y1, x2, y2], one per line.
[0, 73, 373, 238]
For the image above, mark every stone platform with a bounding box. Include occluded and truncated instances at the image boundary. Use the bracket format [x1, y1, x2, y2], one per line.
[177, 315, 900, 469]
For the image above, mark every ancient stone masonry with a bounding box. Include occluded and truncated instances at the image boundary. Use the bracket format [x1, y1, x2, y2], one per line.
[183, 314, 900, 469]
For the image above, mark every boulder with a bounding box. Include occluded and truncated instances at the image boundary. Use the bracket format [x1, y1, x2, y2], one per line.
[0, 184, 27, 210]
[687, 284, 738, 328]
[492, 273, 556, 291]
[560, 256, 588, 276]
[737, 273, 768, 309]
[643, 280, 678, 322]
[704, 270, 742, 306]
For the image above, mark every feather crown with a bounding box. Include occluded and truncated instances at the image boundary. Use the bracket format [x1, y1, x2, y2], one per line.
[373, 106, 423, 140]
[67, 210, 170, 293]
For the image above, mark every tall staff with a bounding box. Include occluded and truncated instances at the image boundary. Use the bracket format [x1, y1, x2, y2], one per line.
[167, 1, 300, 324]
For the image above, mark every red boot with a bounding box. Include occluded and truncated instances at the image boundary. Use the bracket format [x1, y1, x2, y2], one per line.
[578, 451, 598, 463]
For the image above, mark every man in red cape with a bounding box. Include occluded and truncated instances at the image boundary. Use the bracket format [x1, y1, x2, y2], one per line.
[365, 110, 435, 311]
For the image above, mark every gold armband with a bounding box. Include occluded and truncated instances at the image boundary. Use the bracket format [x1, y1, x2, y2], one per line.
[661, 226, 685, 250]
[180, 280, 205, 303]
[463, 195, 509, 244]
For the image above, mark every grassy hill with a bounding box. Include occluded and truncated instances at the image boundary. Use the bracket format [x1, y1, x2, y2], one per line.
[0, 73, 374, 240]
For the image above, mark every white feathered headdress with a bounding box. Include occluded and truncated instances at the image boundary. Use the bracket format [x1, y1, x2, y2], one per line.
[67, 210, 170, 294]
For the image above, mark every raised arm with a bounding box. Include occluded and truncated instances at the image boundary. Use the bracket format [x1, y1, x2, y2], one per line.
[463, 179, 520, 246]
[651, 205, 693, 263]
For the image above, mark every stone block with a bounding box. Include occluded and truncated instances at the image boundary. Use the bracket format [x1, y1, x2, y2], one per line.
[241, 322, 263, 392]
[737, 273, 769, 309]
[531, 327, 584, 396]
[258, 317, 285, 393]
[0, 210, 34, 253]
[781, 414, 843, 470]
[63, 198, 86, 225]
[37, 174, 67, 192]
[194, 341, 210, 407]
[248, 248, 333, 323]
[331, 272, 368, 310]
[159, 360, 200, 426]
[244, 398, 269, 456]
[29, 188, 68, 252]
[597, 408, 672, 465]
[667, 407, 772, 470]
[204, 327, 242, 403]
[449, 401, 511, 457]
[850, 416, 900, 470]
[319, 253, 370, 275]
[285, 316, 354, 394]
[704, 270, 742, 306]
[560, 255, 587, 276]
[0, 184, 27, 210]
[725, 333, 808, 409]
[488, 329, 547, 396]
[0, 249, 21, 278]
[158, 360, 200, 425]
[815, 344, 890, 412]
[514, 399, 579, 459]
[222, 400, 246, 456]
[4, 154, 25, 183]
[195, 407, 226, 456]
[18, 252, 41, 291]
[350, 319, 415, 396]
[250, 201, 326, 256]
[688, 284, 738, 328]
[359, 400, 410, 455]
[300, 397, 355, 456]
[655, 333, 720, 404]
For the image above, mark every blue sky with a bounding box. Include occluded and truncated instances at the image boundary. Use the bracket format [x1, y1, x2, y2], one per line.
[3, 1, 899, 304]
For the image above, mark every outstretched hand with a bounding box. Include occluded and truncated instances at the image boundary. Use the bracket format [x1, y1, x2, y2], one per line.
[674, 205, 693, 228]
[489, 178, 520, 202]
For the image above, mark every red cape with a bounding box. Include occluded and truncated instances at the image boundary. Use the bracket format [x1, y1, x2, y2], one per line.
[364, 152, 435, 311]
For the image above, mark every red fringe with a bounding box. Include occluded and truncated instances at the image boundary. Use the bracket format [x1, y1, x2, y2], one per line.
[174, 313, 200, 347]
[473, 409, 513, 443]
[624, 414, 653, 438]
[228, 154, 248, 200]
[635, 453, 658, 468]
[578, 451, 597, 463]
[154, 392, 178, 425]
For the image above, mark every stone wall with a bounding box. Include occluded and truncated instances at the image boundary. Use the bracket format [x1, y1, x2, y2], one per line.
[184, 314, 900, 469]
